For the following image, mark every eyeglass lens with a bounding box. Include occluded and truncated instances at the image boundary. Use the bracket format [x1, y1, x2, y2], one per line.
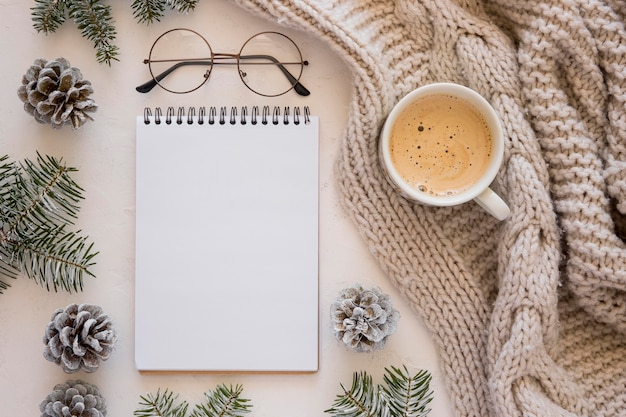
[148, 29, 213, 94]
[238, 32, 304, 97]
[146, 29, 306, 96]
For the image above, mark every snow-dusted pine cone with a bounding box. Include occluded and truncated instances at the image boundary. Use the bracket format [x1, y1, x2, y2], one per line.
[330, 284, 400, 352]
[17, 57, 97, 129]
[40, 380, 107, 417]
[43, 304, 117, 373]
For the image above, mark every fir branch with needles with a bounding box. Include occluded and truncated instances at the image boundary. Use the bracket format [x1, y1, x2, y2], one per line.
[31, 0, 201, 65]
[135, 384, 252, 417]
[194, 384, 252, 417]
[31, 0, 67, 33]
[131, 0, 200, 25]
[32, 0, 119, 65]
[0, 153, 98, 294]
[325, 366, 433, 417]
[67, 0, 119, 65]
[133, 368, 431, 417]
[131, 0, 166, 25]
[135, 389, 190, 417]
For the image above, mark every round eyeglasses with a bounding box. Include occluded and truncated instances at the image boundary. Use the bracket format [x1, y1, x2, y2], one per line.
[136, 28, 310, 97]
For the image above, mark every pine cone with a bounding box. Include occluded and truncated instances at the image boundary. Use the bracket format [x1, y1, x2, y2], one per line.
[330, 284, 400, 352]
[40, 380, 107, 417]
[43, 304, 117, 373]
[17, 57, 97, 129]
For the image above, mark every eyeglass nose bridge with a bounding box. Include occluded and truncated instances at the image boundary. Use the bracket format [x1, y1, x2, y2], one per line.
[208, 52, 242, 78]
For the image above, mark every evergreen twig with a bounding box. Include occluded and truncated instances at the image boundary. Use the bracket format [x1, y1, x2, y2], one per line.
[131, 0, 199, 24]
[0, 155, 19, 284]
[67, 0, 119, 65]
[32, 0, 67, 33]
[381, 366, 433, 417]
[193, 384, 252, 417]
[0, 153, 98, 294]
[31, 0, 118, 65]
[135, 389, 190, 417]
[169, 0, 199, 14]
[131, 0, 166, 25]
[32, 0, 201, 64]
[134, 384, 252, 417]
[132, 369, 431, 417]
[326, 371, 387, 417]
[326, 367, 433, 417]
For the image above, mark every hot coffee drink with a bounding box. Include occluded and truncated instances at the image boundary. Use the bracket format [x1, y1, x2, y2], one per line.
[388, 93, 493, 197]
[380, 83, 509, 220]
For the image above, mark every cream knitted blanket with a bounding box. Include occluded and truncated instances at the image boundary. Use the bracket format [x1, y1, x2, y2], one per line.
[234, 0, 626, 415]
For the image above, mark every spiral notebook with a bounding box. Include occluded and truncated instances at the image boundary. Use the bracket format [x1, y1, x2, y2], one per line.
[135, 105, 319, 372]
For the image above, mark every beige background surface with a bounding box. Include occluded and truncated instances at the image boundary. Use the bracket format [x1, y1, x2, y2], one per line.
[0, 1, 454, 416]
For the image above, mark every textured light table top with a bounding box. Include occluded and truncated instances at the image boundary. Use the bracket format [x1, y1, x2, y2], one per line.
[0, 1, 454, 416]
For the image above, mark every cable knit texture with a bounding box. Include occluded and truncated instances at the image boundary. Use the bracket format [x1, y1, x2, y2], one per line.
[233, 0, 626, 416]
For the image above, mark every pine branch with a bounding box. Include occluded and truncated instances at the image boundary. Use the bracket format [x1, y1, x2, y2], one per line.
[14, 225, 97, 292]
[31, 0, 67, 33]
[325, 371, 387, 417]
[16, 153, 83, 228]
[381, 366, 433, 417]
[193, 384, 252, 417]
[132, 0, 199, 24]
[131, 0, 166, 25]
[32, 0, 201, 64]
[326, 368, 433, 417]
[135, 389, 190, 417]
[0, 155, 19, 235]
[67, 0, 119, 65]
[0, 156, 19, 288]
[167, 0, 199, 14]
[134, 385, 251, 417]
[0, 155, 25, 286]
[0, 153, 98, 294]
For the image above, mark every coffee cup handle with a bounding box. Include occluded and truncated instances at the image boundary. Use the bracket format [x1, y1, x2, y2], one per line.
[473, 188, 510, 221]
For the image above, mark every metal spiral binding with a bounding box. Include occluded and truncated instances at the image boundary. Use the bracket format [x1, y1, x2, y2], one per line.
[187, 107, 195, 125]
[143, 106, 311, 126]
[208, 106, 216, 125]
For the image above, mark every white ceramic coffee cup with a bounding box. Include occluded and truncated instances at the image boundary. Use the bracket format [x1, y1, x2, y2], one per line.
[379, 83, 510, 221]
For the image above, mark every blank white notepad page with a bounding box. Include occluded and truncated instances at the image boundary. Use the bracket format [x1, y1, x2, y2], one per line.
[135, 107, 319, 372]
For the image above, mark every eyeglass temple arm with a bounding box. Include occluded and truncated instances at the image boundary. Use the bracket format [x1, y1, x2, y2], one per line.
[135, 60, 212, 93]
[239, 54, 310, 96]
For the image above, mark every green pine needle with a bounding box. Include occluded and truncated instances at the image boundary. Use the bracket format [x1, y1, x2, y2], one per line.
[325, 371, 387, 417]
[0, 153, 98, 294]
[326, 367, 433, 417]
[131, 0, 198, 24]
[168, 0, 199, 14]
[67, 0, 119, 65]
[381, 366, 433, 417]
[134, 385, 252, 417]
[193, 384, 252, 417]
[0, 156, 19, 285]
[135, 389, 190, 417]
[32, 0, 200, 64]
[133, 370, 431, 417]
[131, 0, 167, 25]
[31, 0, 67, 33]
[31, 0, 119, 65]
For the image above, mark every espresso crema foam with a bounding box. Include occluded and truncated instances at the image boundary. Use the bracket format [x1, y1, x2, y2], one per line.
[389, 94, 493, 197]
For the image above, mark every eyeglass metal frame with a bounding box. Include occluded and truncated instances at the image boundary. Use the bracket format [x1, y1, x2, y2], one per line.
[136, 28, 310, 97]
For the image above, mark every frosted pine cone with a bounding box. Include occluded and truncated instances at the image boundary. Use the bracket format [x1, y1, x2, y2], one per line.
[43, 304, 117, 373]
[17, 57, 97, 129]
[331, 284, 400, 352]
[40, 380, 107, 417]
